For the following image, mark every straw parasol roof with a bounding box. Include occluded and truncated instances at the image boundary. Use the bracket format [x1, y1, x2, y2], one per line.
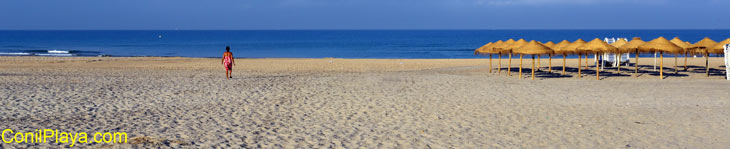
[669, 37, 691, 49]
[638, 37, 683, 54]
[489, 40, 505, 53]
[551, 40, 572, 54]
[618, 37, 645, 53]
[543, 41, 555, 48]
[611, 39, 628, 48]
[689, 37, 717, 52]
[578, 38, 617, 53]
[562, 39, 587, 54]
[708, 38, 730, 54]
[514, 40, 553, 55]
[474, 42, 493, 55]
[507, 39, 529, 51]
[553, 40, 570, 48]
[494, 39, 515, 52]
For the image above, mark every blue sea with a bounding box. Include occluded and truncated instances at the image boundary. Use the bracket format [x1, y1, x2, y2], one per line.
[0, 30, 728, 58]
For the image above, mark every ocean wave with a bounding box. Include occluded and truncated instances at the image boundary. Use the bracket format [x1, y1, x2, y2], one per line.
[0, 49, 101, 57]
[48, 50, 69, 54]
[35, 53, 76, 57]
[0, 52, 33, 56]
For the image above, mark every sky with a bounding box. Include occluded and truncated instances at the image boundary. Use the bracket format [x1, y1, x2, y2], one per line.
[0, 0, 728, 30]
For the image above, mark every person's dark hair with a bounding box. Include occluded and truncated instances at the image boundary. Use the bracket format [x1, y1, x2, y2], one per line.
[226, 46, 230, 52]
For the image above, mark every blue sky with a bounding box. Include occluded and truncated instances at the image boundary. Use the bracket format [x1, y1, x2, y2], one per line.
[0, 0, 727, 30]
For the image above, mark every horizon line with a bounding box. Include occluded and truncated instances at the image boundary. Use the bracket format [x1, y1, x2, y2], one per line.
[2, 28, 730, 31]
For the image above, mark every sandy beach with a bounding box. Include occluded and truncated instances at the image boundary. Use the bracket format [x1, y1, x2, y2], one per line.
[1, 56, 729, 148]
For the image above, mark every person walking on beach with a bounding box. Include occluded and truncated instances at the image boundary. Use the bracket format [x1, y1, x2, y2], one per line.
[222, 46, 235, 79]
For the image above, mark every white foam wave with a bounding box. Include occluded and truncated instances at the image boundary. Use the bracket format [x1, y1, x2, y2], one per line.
[48, 50, 70, 54]
[0, 52, 33, 56]
[35, 53, 75, 57]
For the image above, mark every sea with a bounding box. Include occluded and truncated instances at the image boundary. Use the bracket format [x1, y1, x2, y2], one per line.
[0, 30, 728, 58]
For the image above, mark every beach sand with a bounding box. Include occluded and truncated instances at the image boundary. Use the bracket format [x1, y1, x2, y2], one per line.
[1, 56, 729, 148]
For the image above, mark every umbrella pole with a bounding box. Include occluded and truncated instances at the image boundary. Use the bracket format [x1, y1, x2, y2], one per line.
[635, 49, 640, 75]
[617, 52, 621, 73]
[674, 54, 678, 74]
[532, 55, 536, 80]
[596, 52, 600, 80]
[598, 53, 603, 71]
[562, 54, 566, 75]
[684, 52, 689, 71]
[537, 55, 541, 71]
[653, 52, 657, 71]
[598, 53, 602, 71]
[519, 54, 523, 79]
[508, 53, 512, 76]
[706, 52, 710, 77]
[584, 53, 588, 69]
[489, 54, 493, 73]
[578, 54, 582, 78]
[498, 53, 502, 74]
[616, 52, 620, 67]
[548, 54, 552, 73]
[660, 51, 664, 79]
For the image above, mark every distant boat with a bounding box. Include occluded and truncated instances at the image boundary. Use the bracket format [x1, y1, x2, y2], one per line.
[158, 35, 163, 38]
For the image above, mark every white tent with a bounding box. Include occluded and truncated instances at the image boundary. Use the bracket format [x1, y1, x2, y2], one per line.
[725, 44, 729, 80]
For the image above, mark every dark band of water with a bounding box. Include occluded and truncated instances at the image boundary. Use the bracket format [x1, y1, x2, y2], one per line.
[0, 30, 728, 58]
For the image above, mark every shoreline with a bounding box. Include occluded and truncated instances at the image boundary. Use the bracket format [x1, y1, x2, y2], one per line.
[2, 54, 727, 59]
[2, 56, 725, 79]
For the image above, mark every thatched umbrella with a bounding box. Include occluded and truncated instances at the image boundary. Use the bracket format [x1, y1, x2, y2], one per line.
[611, 39, 627, 47]
[474, 42, 491, 55]
[563, 39, 587, 77]
[709, 38, 730, 54]
[542, 41, 555, 72]
[707, 38, 730, 76]
[490, 40, 505, 74]
[543, 41, 555, 48]
[611, 39, 628, 72]
[637, 38, 664, 71]
[495, 39, 516, 75]
[508, 39, 529, 77]
[474, 42, 494, 73]
[618, 37, 645, 75]
[514, 40, 554, 80]
[669, 37, 691, 72]
[689, 37, 718, 77]
[638, 37, 683, 79]
[552, 40, 572, 75]
[579, 38, 618, 80]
